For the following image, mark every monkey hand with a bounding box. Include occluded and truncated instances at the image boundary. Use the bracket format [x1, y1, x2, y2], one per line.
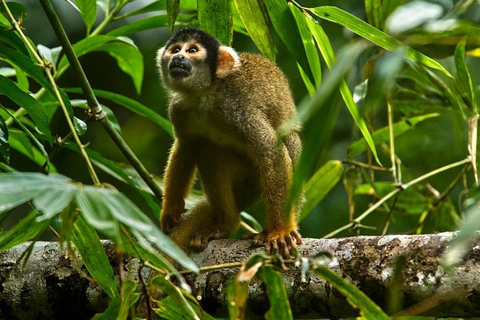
[243, 229, 302, 257]
[160, 200, 185, 234]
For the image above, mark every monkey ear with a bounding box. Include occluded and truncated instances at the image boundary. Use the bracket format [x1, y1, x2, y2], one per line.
[216, 46, 241, 78]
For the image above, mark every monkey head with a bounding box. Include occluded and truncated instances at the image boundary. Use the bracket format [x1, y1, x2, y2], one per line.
[157, 28, 241, 92]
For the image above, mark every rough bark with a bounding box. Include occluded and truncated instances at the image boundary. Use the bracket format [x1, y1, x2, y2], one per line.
[1, 232, 479, 319]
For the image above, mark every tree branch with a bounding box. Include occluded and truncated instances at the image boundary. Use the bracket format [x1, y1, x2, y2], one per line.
[1, 233, 479, 319]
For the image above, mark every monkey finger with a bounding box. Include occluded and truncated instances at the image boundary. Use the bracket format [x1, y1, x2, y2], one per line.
[242, 232, 258, 240]
[285, 235, 298, 252]
[279, 239, 289, 258]
[212, 230, 230, 239]
[290, 230, 303, 244]
[270, 239, 279, 255]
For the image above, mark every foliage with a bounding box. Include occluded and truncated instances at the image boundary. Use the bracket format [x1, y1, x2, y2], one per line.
[1, 0, 480, 319]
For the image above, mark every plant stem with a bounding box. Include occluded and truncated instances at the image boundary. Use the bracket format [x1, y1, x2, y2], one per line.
[39, 0, 164, 201]
[387, 99, 398, 183]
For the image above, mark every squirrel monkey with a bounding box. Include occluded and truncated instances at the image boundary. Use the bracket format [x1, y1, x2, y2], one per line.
[157, 28, 302, 256]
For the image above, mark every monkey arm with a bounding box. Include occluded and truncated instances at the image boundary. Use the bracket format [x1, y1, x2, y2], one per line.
[161, 139, 197, 233]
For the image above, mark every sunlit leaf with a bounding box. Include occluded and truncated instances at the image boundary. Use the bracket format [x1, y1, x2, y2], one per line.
[155, 296, 216, 320]
[37, 44, 62, 69]
[76, 0, 97, 33]
[365, 0, 383, 29]
[290, 4, 321, 86]
[300, 160, 343, 221]
[233, 0, 275, 60]
[73, 215, 118, 298]
[263, 0, 313, 82]
[308, 6, 452, 77]
[312, 265, 389, 319]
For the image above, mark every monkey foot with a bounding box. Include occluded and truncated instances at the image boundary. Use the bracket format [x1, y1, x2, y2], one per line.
[243, 230, 302, 257]
[189, 229, 231, 251]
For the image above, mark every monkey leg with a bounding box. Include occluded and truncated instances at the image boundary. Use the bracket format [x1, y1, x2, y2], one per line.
[169, 198, 238, 251]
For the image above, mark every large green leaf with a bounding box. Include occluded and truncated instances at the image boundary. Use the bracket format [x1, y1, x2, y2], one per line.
[73, 215, 118, 298]
[76, 186, 198, 272]
[0, 173, 72, 214]
[263, 0, 313, 82]
[233, 0, 275, 60]
[8, 130, 56, 172]
[0, 210, 50, 251]
[76, 0, 97, 33]
[300, 160, 343, 221]
[312, 265, 389, 320]
[58, 36, 144, 94]
[0, 75, 52, 141]
[66, 88, 173, 136]
[347, 113, 440, 156]
[155, 296, 216, 320]
[0, 114, 9, 163]
[305, 17, 380, 164]
[289, 4, 321, 87]
[308, 6, 452, 77]
[198, 0, 233, 45]
[257, 266, 293, 320]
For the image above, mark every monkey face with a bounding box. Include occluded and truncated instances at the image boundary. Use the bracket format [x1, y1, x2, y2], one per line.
[157, 41, 212, 91]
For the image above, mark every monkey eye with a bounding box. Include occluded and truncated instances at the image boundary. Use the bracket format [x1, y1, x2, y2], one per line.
[187, 47, 198, 53]
[171, 47, 181, 53]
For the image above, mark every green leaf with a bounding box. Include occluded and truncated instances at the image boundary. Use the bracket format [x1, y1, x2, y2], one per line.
[365, 0, 383, 29]
[227, 272, 249, 319]
[257, 266, 293, 320]
[66, 88, 173, 136]
[0, 27, 30, 56]
[76, 0, 97, 33]
[0, 2, 26, 20]
[155, 296, 216, 320]
[58, 36, 144, 94]
[308, 6, 452, 77]
[263, 0, 313, 82]
[312, 265, 389, 320]
[454, 38, 477, 113]
[73, 215, 118, 298]
[382, 0, 404, 20]
[240, 211, 262, 232]
[0, 75, 52, 141]
[289, 4, 321, 87]
[233, 0, 275, 60]
[0, 210, 50, 251]
[304, 18, 380, 164]
[0, 114, 9, 163]
[107, 15, 169, 37]
[347, 113, 440, 156]
[152, 276, 199, 320]
[300, 160, 343, 221]
[8, 130, 56, 172]
[119, 0, 166, 17]
[0, 172, 72, 214]
[0, 45, 75, 124]
[76, 186, 198, 272]
[37, 44, 62, 69]
[2, 107, 50, 167]
[198, 0, 233, 45]
[93, 280, 138, 320]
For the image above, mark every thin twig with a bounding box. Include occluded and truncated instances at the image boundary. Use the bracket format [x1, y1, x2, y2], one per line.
[324, 157, 471, 238]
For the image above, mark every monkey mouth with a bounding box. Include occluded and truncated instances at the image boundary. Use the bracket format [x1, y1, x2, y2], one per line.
[169, 61, 192, 78]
